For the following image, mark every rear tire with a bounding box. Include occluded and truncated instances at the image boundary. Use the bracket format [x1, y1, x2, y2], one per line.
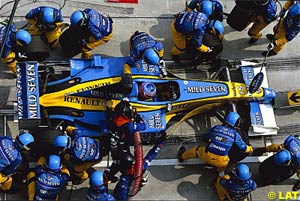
[30, 127, 64, 158]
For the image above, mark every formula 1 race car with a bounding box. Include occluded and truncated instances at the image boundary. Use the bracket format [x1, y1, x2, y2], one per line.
[17, 55, 278, 138]
[16, 55, 278, 195]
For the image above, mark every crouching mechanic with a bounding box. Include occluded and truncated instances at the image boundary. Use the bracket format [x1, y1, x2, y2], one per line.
[215, 163, 257, 201]
[178, 112, 253, 176]
[27, 155, 70, 200]
[67, 8, 113, 58]
[170, 11, 215, 63]
[122, 31, 166, 90]
[54, 126, 102, 185]
[0, 132, 34, 193]
[25, 6, 64, 49]
[87, 170, 115, 201]
[254, 134, 300, 189]
[0, 24, 31, 75]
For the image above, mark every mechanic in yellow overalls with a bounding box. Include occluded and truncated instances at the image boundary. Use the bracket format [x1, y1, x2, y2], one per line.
[69, 9, 113, 59]
[178, 112, 253, 175]
[25, 6, 64, 49]
[54, 126, 102, 185]
[263, 2, 300, 57]
[247, 0, 277, 44]
[0, 25, 31, 75]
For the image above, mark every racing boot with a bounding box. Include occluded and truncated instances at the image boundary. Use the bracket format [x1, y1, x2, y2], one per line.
[121, 73, 133, 93]
[178, 146, 186, 163]
[293, 180, 300, 191]
[248, 38, 259, 44]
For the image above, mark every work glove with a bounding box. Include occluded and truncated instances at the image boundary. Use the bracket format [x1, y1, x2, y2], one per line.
[17, 52, 27, 59]
[279, 9, 286, 18]
[207, 47, 213, 53]
[110, 133, 119, 149]
[158, 59, 168, 77]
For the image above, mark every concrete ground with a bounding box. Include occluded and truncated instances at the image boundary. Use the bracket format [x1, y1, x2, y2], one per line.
[1, 0, 300, 200]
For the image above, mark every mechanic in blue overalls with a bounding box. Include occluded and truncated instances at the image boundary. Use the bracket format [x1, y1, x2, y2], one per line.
[103, 100, 146, 193]
[263, 2, 300, 57]
[186, 0, 224, 21]
[0, 24, 31, 75]
[244, 0, 277, 44]
[178, 112, 253, 176]
[54, 126, 102, 185]
[170, 11, 212, 62]
[87, 170, 115, 201]
[0, 132, 34, 193]
[215, 163, 257, 201]
[25, 6, 64, 49]
[69, 8, 113, 58]
[122, 31, 166, 90]
[27, 154, 70, 200]
[254, 135, 300, 190]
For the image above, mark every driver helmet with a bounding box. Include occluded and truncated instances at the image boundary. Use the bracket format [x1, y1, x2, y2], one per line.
[14, 132, 34, 151]
[90, 170, 105, 190]
[70, 10, 88, 26]
[42, 7, 55, 24]
[224, 112, 241, 127]
[138, 82, 156, 99]
[143, 48, 160, 65]
[15, 30, 32, 46]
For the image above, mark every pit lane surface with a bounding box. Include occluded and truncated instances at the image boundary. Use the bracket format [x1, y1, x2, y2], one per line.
[1, 0, 300, 200]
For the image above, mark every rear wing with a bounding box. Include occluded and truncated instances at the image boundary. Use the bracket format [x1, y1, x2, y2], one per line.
[16, 62, 41, 129]
[240, 61, 278, 136]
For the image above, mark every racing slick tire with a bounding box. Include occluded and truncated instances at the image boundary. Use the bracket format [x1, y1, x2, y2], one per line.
[227, 4, 255, 31]
[259, 154, 296, 186]
[59, 26, 84, 58]
[29, 127, 64, 158]
[17, 35, 50, 62]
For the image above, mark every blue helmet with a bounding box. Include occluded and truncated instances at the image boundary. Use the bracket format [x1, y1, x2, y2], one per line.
[224, 112, 240, 127]
[42, 7, 55, 24]
[143, 48, 160, 65]
[288, 3, 300, 17]
[208, 20, 224, 34]
[54, 135, 72, 149]
[139, 82, 156, 99]
[15, 132, 34, 151]
[90, 170, 105, 190]
[274, 150, 291, 166]
[235, 163, 251, 180]
[47, 155, 61, 171]
[199, 0, 213, 17]
[70, 10, 87, 26]
[15, 30, 32, 46]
